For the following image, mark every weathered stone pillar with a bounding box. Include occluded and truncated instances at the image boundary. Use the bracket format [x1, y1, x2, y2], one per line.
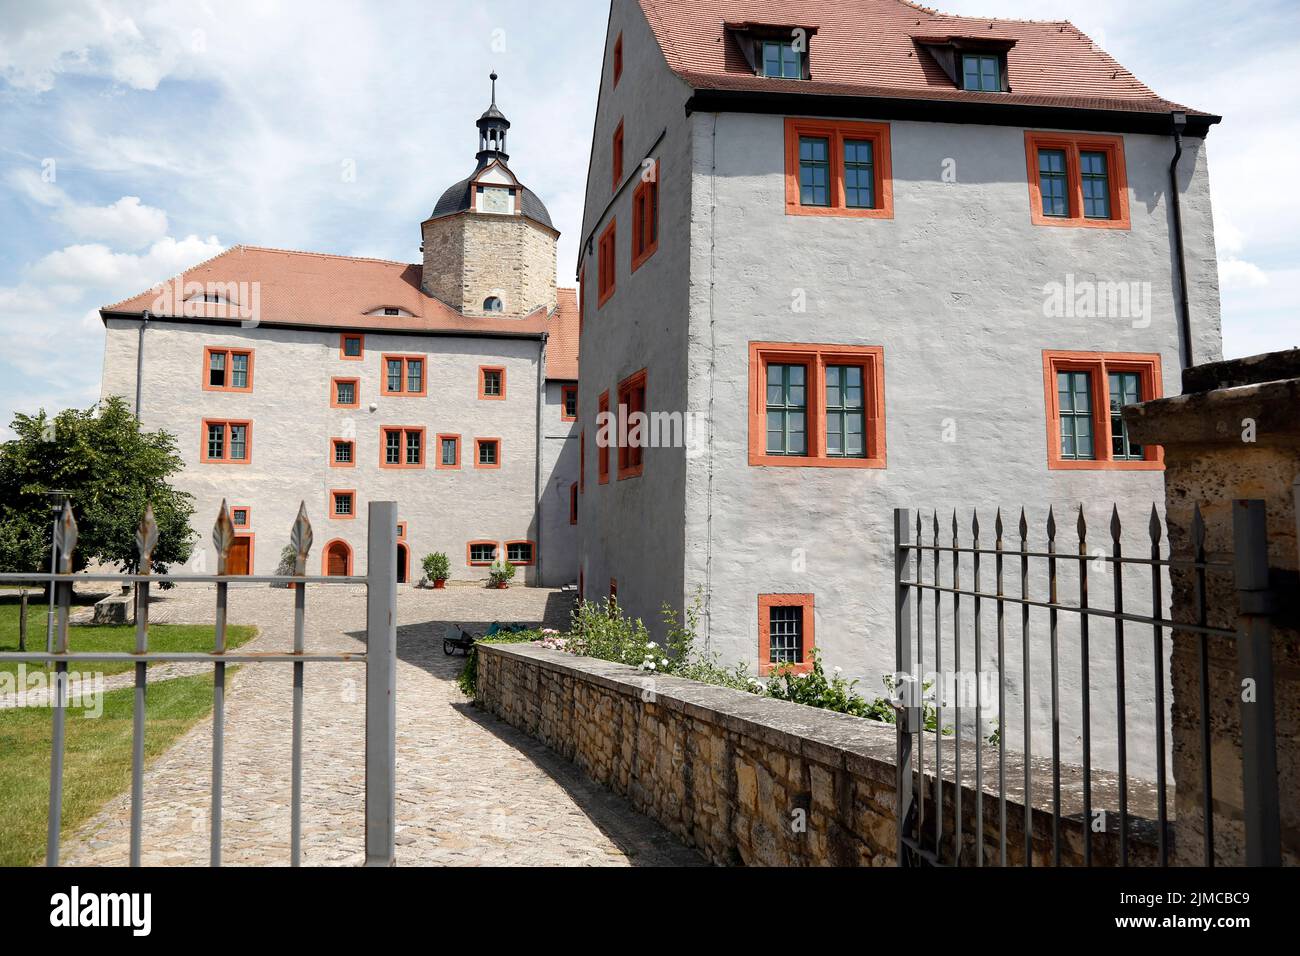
[1125, 349, 1299, 865]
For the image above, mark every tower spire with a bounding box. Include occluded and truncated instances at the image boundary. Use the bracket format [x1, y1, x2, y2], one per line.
[475, 71, 510, 166]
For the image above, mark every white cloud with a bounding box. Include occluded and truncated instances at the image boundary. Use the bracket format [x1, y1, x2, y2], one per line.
[0, 0, 183, 92]
[54, 196, 169, 248]
[28, 235, 224, 291]
[1218, 258, 1269, 290]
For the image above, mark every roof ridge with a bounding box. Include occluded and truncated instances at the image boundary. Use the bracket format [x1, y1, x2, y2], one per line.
[237, 245, 415, 267]
[894, 0, 1071, 27]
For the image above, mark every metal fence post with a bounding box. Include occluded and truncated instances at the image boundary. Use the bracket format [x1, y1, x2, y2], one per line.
[894, 509, 914, 865]
[1232, 499, 1281, 866]
[364, 500, 398, 867]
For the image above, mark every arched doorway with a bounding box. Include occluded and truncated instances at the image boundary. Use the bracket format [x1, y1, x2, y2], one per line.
[323, 540, 352, 577]
[396, 543, 409, 584]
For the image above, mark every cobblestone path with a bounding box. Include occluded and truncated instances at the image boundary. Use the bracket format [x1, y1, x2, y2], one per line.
[59, 583, 702, 866]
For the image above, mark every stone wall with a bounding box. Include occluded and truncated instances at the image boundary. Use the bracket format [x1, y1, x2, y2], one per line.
[422, 212, 557, 317]
[1126, 349, 1300, 865]
[476, 642, 1156, 866]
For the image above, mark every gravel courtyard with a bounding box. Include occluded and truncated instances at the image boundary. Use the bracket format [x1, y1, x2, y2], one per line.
[59, 582, 702, 867]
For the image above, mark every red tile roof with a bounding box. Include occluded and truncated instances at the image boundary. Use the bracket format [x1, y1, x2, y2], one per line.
[546, 288, 580, 380]
[638, 0, 1212, 119]
[102, 245, 569, 342]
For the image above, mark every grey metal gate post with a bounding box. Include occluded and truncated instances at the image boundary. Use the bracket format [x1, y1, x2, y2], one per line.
[1232, 499, 1281, 866]
[364, 501, 399, 866]
[894, 509, 914, 865]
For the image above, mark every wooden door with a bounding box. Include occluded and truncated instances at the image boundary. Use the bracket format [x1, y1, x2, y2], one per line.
[326, 542, 349, 576]
[228, 536, 251, 576]
[396, 545, 408, 584]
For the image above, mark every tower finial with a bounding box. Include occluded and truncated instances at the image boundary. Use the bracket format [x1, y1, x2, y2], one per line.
[490, 71, 498, 106]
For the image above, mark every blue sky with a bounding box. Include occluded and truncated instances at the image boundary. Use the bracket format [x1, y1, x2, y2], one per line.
[1, 0, 1296, 438]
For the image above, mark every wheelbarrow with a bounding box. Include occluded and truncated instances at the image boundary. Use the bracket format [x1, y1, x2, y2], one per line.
[442, 621, 530, 655]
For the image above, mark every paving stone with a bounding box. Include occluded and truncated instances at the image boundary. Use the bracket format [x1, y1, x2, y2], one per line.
[60, 583, 703, 867]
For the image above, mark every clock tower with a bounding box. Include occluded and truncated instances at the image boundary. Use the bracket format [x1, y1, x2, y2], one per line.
[420, 73, 558, 317]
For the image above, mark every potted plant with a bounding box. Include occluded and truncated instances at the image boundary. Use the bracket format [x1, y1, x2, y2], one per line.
[422, 552, 450, 589]
[487, 558, 516, 590]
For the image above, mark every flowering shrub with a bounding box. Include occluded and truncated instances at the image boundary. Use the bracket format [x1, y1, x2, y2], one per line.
[763, 650, 886, 719]
[459, 594, 951, 730]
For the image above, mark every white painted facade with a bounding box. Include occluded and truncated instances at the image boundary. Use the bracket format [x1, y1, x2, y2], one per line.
[576, 0, 1225, 776]
[98, 84, 580, 587]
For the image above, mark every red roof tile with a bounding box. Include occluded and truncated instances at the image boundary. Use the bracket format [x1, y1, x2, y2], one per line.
[638, 0, 1212, 118]
[102, 245, 561, 338]
[546, 288, 580, 380]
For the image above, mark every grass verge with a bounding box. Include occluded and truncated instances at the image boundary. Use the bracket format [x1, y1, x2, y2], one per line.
[0, 670, 233, 866]
[1, 594, 256, 680]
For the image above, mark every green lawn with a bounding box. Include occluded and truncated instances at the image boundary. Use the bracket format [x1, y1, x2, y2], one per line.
[0, 593, 256, 679]
[0, 670, 234, 866]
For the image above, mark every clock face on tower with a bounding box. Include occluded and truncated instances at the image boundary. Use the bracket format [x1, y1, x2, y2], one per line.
[482, 186, 511, 214]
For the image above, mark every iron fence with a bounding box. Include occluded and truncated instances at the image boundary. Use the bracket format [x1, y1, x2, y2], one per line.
[0, 498, 398, 867]
[892, 499, 1281, 867]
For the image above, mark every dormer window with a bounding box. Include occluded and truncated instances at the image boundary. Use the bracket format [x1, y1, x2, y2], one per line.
[917, 37, 1013, 93]
[727, 22, 814, 80]
[961, 54, 1001, 92]
[762, 40, 803, 79]
[383, 307, 399, 316]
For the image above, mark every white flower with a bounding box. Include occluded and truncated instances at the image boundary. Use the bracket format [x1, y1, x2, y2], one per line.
[834, 666, 842, 673]
[647, 641, 658, 649]
[647, 661, 656, 670]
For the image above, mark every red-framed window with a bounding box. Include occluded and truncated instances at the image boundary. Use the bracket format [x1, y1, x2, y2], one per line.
[479, 366, 506, 400]
[1024, 132, 1130, 230]
[467, 541, 498, 566]
[784, 118, 893, 219]
[380, 426, 426, 469]
[436, 433, 461, 470]
[330, 437, 355, 468]
[381, 354, 426, 396]
[331, 377, 360, 409]
[475, 437, 501, 470]
[612, 119, 624, 192]
[201, 419, 251, 464]
[569, 483, 578, 524]
[579, 430, 586, 493]
[339, 333, 364, 360]
[617, 369, 647, 480]
[597, 391, 610, 484]
[1042, 351, 1163, 470]
[598, 219, 617, 307]
[631, 163, 659, 272]
[613, 33, 623, 87]
[561, 385, 578, 421]
[329, 489, 357, 520]
[748, 343, 886, 469]
[203, 347, 254, 392]
[230, 505, 251, 528]
[758, 594, 816, 676]
[505, 540, 535, 566]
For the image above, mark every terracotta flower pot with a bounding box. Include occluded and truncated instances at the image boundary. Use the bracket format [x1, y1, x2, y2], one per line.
[492, 581, 508, 590]
[433, 579, 446, 589]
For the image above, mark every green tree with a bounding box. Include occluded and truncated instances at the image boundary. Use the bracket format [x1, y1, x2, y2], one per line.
[0, 396, 195, 575]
